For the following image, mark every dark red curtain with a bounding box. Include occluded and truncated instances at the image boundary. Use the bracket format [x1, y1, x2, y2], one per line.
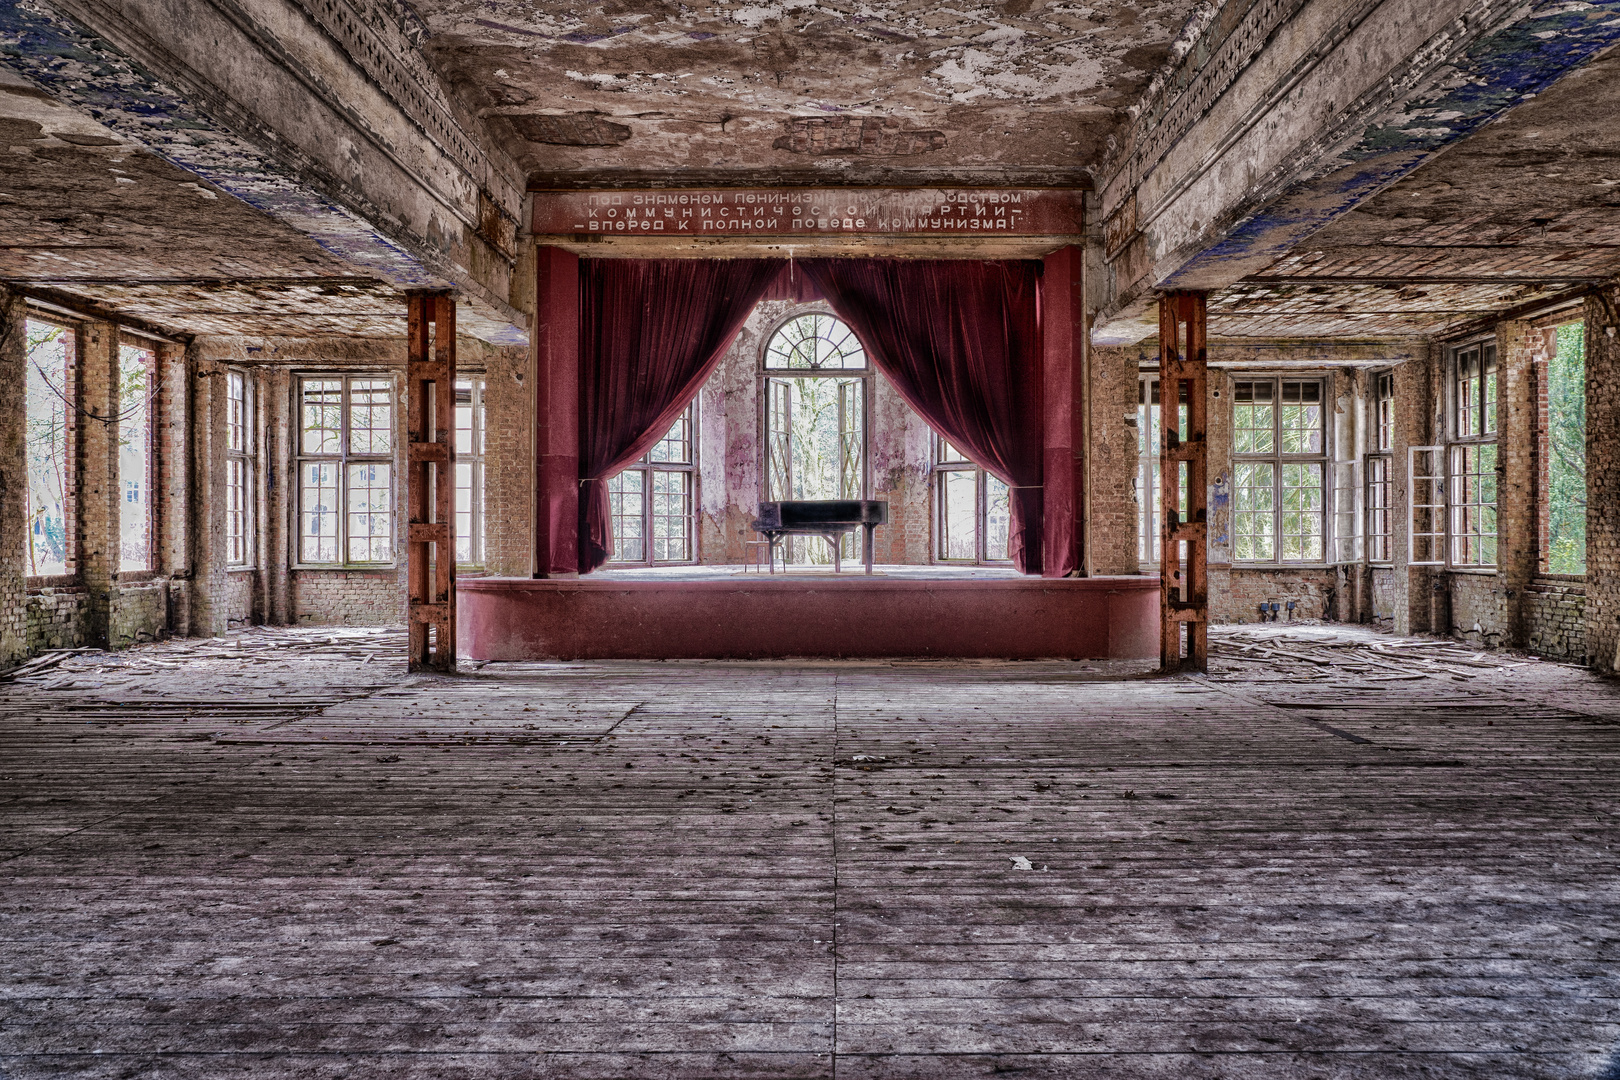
[801, 258, 1045, 573]
[578, 257, 785, 573]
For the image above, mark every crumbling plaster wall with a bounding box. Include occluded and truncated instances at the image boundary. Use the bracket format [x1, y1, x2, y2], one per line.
[1087, 345, 1142, 576]
[698, 301, 933, 565]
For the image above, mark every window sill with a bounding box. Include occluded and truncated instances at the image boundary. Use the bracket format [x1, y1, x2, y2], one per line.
[1536, 572, 1586, 584]
[228, 565, 257, 573]
[1447, 566, 1499, 575]
[27, 574, 79, 590]
[291, 563, 400, 572]
[117, 571, 160, 584]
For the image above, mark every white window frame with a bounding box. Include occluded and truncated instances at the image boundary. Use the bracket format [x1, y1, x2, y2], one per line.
[1447, 339, 1499, 569]
[1366, 370, 1394, 565]
[1408, 445, 1446, 566]
[932, 435, 1012, 565]
[295, 374, 397, 568]
[454, 377, 485, 568]
[606, 402, 699, 566]
[226, 369, 254, 568]
[1231, 375, 1331, 565]
[1136, 374, 1161, 566]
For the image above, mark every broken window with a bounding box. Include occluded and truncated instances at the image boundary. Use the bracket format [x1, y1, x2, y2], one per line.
[1448, 341, 1498, 568]
[226, 370, 254, 567]
[761, 312, 869, 565]
[607, 402, 695, 564]
[1542, 321, 1585, 574]
[933, 436, 1010, 564]
[1366, 371, 1393, 563]
[454, 377, 485, 567]
[118, 342, 155, 572]
[297, 375, 394, 565]
[1232, 378, 1326, 563]
[25, 318, 75, 578]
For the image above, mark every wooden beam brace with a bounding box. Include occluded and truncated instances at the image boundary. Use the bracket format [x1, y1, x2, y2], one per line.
[406, 289, 457, 673]
[1159, 291, 1209, 673]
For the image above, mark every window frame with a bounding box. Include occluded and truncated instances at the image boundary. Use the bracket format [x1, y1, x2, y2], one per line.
[931, 434, 1013, 565]
[1136, 373, 1162, 567]
[1446, 339, 1499, 570]
[294, 373, 398, 569]
[757, 308, 873, 564]
[606, 400, 699, 566]
[226, 368, 255, 569]
[454, 376, 486, 569]
[1365, 370, 1394, 565]
[1230, 374, 1331, 566]
[116, 337, 158, 577]
[23, 313, 79, 584]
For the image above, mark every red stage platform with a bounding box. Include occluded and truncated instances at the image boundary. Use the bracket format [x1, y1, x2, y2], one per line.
[459, 571, 1159, 661]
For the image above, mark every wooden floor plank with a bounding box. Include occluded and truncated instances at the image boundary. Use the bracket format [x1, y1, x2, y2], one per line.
[1, 624, 1617, 1078]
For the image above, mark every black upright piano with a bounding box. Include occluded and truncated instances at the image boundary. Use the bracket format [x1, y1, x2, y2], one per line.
[752, 500, 889, 574]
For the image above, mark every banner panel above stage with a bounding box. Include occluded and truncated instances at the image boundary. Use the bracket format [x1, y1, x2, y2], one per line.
[531, 188, 1084, 239]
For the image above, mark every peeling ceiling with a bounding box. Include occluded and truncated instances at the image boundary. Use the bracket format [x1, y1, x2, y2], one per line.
[413, 0, 1204, 184]
[1208, 46, 1620, 340]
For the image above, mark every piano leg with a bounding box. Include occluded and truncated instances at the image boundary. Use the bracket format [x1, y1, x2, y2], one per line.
[831, 533, 842, 575]
[864, 523, 875, 575]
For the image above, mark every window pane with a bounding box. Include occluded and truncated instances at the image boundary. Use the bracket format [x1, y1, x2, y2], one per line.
[1280, 462, 1324, 561]
[1376, 372, 1394, 452]
[345, 462, 393, 562]
[1546, 322, 1585, 573]
[938, 438, 970, 464]
[608, 470, 644, 563]
[1233, 461, 1275, 562]
[939, 469, 977, 560]
[1233, 381, 1275, 454]
[1450, 443, 1498, 567]
[227, 371, 246, 453]
[25, 320, 72, 577]
[1367, 456, 1391, 563]
[1483, 346, 1498, 436]
[349, 379, 393, 455]
[651, 470, 692, 562]
[1456, 347, 1481, 438]
[227, 457, 247, 566]
[1280, 381, 1323, 454]
[649, 408, 692, 464]
[763, 313, 866, 370]
[300, 461, 339, 563]
[302, 379, 343, 454]
[455, 461, 474, 564]
[118, 344, 152, 572]
[455, 380, 475, 457]
[985, 474, 1011, 562]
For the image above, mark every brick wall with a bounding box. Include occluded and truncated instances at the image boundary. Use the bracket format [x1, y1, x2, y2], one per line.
[1525, 578, 1586, 661]
[479, 340, 533, 577]
[291, 570, 404, 625]
[222, 570, 254, 629]
[1212, 568, 1341, 623]
[1448, 573, 1508, 647]
[25, 587, 89, 653]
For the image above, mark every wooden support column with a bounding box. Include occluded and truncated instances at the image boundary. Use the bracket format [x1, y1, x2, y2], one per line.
[534, 245, 580, 577]
[406, 290, 456, 672]
[1042, 244, 1085, 578]
[1159, 292, 1208, 672]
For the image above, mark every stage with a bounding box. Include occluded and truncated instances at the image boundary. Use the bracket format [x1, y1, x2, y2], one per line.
[459, 566, 1159, 661]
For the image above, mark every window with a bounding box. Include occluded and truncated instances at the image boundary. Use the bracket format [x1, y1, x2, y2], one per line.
[25, 318, 75, 578]
[1543, 321, 1585, 574]
[1232, 378, 1326, 563]
[606, 404, 696, 564]
[226, 370, 254, 567]
[1137, 376, 1161, 565]
[1367, 371, 1393, 563]
[761, 312, 868, 565]
[1448, 341, 1497, 568]
[933, 437, 1011, 563]
[118, 342, 155, 572]
[455, 377, 485, 567]
[298, 376, 394, 565]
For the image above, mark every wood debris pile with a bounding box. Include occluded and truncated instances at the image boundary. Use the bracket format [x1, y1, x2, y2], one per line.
[1205, 626, 1533, 684]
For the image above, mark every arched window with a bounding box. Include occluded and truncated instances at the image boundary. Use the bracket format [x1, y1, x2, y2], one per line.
[760, 312, 869, 563]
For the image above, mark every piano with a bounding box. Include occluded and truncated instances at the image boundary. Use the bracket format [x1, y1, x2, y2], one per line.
[752, 500, 889, 574]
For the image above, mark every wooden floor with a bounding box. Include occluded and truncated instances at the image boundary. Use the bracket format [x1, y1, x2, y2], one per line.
[2, 625, 1618, 1079]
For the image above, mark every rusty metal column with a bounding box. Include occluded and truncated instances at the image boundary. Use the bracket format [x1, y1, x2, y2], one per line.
[406, 290, 456, 672]
[1159, 291, 1208, 672]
